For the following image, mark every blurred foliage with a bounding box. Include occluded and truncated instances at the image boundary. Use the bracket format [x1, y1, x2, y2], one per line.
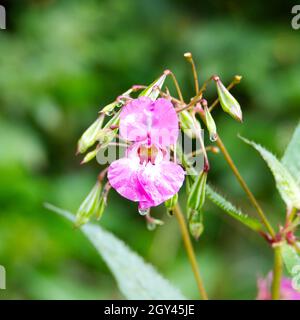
[0, 0, 299, 299]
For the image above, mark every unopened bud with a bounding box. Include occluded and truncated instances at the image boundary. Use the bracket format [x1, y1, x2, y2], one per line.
[75, 182, 102, 227]
[187, 171, 207, 211]
[77, 115, 104, 154]
[214, 77, 243, 122]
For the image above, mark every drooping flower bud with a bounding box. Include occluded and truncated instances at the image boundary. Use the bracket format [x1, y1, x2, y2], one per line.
[187, 170, 207, 212]
[139, 72, 167, 101]
[77, 114, 105, 154]
[202, 99, 217, 142]
[164, 193, 178, 215]
[213, 76, 242, 122]
[75, 182, 102, 227]
[188, 209, 204, 240]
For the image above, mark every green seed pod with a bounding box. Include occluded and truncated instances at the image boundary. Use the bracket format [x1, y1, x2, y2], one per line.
[80, 146, 99, 164]
[77, 114, 105, 154]
[189, 209, 204, 240]
[204, 105, 217, 142]
[75, 182, 102, 227]
[214, 77, 242, 122]
[95, 195, 106, 220]
[187, 171, 207, 211]
[139, 72, 167, 101]
[164, 193, 178, 215]
[100, 101, 119, 116]
[179, 110, 201, 139]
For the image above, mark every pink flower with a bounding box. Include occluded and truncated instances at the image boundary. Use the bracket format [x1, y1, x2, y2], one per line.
[108, 97, 185, 211]
[257, 273, 300, 300]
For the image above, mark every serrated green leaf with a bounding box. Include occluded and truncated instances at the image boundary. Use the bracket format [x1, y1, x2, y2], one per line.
[281, 242, 300, 278]
[45, 203, 186, 300]
[241, 136, 300, 209]
[206, 185, 263, 232]
[282, 122, 300, 186]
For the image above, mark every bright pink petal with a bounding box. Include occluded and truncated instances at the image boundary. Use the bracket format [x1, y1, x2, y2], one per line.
[119, 97, 178, 146]
[119, 97, 150, 143]
[150, 98, 179, 146]
[137, 161, 185, 209]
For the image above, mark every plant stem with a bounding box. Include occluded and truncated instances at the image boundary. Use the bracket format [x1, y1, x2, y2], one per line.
[184, 52, 199, 93]
[271, 245, 283, 300]
[173, 203, 208, 300]
[216, 138, 276, 238]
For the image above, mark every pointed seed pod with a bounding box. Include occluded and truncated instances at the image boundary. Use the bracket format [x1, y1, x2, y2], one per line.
[77, 114, 105, 154]
[187, 170, 207, 211]
[139, 72, 167, 101]
[213, 76, 243, 122]
[80, 146, 99, 164]
[75, 182, 102, 227]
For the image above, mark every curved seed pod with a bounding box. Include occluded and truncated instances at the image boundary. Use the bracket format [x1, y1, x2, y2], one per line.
[139, 72, 167, 101]
[214, 77, 242, 122]
[75, 182, 102, 227]
[77, 114, 105, 154]
[187, 171, 207, 211]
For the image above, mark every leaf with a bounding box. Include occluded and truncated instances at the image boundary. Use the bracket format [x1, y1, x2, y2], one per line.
[281, 242, 300, 277]
[241, 136, 300, 209]
[206, 185, 263, 232]
[44, 203, 186, 300]
[282, 122, 300, 186]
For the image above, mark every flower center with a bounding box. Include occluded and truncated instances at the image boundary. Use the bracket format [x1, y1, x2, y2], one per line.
[138, 144, 159, 165]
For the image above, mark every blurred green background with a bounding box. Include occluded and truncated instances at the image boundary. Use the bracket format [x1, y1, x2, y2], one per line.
[0, 0, 299, 299]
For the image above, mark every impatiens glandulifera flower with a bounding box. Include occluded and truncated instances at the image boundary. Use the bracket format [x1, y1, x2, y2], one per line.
[257, 273, 300, 300]
[213, 76, 243, 122]
[107, 96, 185, 212]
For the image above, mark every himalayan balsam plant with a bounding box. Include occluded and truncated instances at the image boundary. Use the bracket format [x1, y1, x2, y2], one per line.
[46, 53, 300, 300]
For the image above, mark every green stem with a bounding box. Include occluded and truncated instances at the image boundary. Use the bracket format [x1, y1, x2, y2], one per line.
[216, 138, 276, 238]
[173, 203, 208, 300]
[271, 246, 283, 300]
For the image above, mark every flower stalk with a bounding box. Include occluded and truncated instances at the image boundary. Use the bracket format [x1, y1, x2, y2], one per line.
[173, 203, 208, 300]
